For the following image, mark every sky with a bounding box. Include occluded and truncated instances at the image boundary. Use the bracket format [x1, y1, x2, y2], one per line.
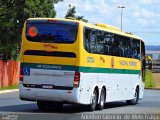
[55, 0, 160, 45]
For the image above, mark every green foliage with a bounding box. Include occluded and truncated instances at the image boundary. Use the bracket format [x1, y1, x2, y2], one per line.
[65, 4, 88, 22]
[76, 16, 88, 23]
[145, 69, 154, 88]
[0, 84, 19, 90]
[0, 0, 63, 60]
[65, 4, 76, 18]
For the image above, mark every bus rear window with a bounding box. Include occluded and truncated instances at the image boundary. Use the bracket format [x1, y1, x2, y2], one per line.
[26, 20, 78, 43]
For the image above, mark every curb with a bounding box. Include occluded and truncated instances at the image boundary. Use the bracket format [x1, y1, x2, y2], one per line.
[145, 88, 160, 90]
[0, 89, 19, 94]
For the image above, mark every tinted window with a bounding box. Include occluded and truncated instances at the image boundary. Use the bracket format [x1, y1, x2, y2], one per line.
[132, 39, 140, 59]
[104, 33, 114, 55]
[113, 35, 125, 57]
[97, 30, 105, 54]
[26, 20, 78, 43]
[84, 28, 97, 53]
[84, 28, 114, 55]
[84, 27, 141, 60]
[141, 41, 146, 80]
[141, 41, 145, 57]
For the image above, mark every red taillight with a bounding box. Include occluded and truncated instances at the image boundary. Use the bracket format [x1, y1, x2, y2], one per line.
[20, 68, 23, 82]
[74, 71, 80, 88]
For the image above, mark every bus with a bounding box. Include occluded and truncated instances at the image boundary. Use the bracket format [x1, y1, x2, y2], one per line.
[19, 18, 146, 111]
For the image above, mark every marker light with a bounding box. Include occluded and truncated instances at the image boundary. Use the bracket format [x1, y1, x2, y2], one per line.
[28, 27, 38, 37]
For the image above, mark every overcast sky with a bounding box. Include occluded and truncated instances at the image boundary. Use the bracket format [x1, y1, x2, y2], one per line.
[55, 0, 160, 45]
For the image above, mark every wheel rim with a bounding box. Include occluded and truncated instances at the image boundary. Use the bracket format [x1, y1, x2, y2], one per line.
[132, 90, 138, 103]
[91, 91, 97, 108]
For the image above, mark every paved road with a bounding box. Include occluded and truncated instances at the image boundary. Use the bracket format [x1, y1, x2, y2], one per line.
[0, 89, 160, 120]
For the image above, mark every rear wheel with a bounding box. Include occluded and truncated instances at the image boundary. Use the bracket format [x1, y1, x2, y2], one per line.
[88, 89, 98, 111]
[126, 88, 139, 105]
[97, 88, 106, 110]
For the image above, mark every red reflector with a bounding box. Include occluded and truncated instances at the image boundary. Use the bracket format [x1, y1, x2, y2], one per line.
[20, 68, 23, 81]
[20, 75, 23, 78]
[48, 19, 57, 22]
[28, 27, 38, 37]
[67, 92, 72, 94]
[20, 68, 23, 73]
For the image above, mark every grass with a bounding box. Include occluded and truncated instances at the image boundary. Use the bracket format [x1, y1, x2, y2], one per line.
[152, 73, 160, 88]
[145, 69, 160, 88]
[0, 84, 19, 91]
[145, 69, 154, 88]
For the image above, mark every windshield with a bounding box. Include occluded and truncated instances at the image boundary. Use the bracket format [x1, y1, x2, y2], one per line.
[26, 20, 78, 43]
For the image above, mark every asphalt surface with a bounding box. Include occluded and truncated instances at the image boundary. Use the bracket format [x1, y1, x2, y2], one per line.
[0, 89, 160, 120]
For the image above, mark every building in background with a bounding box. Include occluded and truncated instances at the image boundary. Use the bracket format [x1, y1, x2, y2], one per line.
[146, 50, 160, 72]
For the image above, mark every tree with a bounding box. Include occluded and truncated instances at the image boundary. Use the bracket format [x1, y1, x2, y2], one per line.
[76, 16, 88, 23]
[65, 4, 88, 22]
[0, 0, 63, 60]
[65, 4, 76, 18]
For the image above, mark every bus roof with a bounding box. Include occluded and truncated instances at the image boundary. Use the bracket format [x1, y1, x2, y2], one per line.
[26, 18, 143, 42]
[82, 21, 143, 41]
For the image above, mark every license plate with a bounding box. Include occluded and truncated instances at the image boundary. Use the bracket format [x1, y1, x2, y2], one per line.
[42, 84, 53, 89]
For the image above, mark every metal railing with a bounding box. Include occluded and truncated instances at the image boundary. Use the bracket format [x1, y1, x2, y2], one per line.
[146, 61, 160, 73]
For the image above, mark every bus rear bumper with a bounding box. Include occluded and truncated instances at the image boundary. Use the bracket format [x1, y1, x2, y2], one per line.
[19, 84, 81, 104]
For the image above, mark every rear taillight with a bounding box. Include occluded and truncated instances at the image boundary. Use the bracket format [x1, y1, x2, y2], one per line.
[73, 71, 80, 88]
[20, 68, 23, 82]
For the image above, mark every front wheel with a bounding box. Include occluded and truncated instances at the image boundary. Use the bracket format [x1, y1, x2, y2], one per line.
[126, 88, 139, 105]
[88, 89, 98, 111]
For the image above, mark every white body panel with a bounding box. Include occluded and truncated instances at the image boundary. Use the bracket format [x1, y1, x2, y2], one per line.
[19, 69, 144, 105]
[23, 69, 74, 87]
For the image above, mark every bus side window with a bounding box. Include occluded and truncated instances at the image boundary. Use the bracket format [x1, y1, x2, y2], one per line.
[113, 35, 122, 57]
[130, 39, 140, 60]
[104, 33, 114, 55]
[84, 28, 94, 53]
[84, 28, 90, 52]
[123, 37, 129, 57]
[89, 29, 97, 53]
[141, 41, 146, 80]
[96, 30, 104, 54]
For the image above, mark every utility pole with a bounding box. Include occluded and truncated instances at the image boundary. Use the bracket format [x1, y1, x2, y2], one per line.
[118, 5, 125, 30]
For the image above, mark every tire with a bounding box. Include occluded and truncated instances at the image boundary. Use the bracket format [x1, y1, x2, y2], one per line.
[97, 88, 106, 110]
[126, 88, 139, 105]
[88, 89, 98, 111]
